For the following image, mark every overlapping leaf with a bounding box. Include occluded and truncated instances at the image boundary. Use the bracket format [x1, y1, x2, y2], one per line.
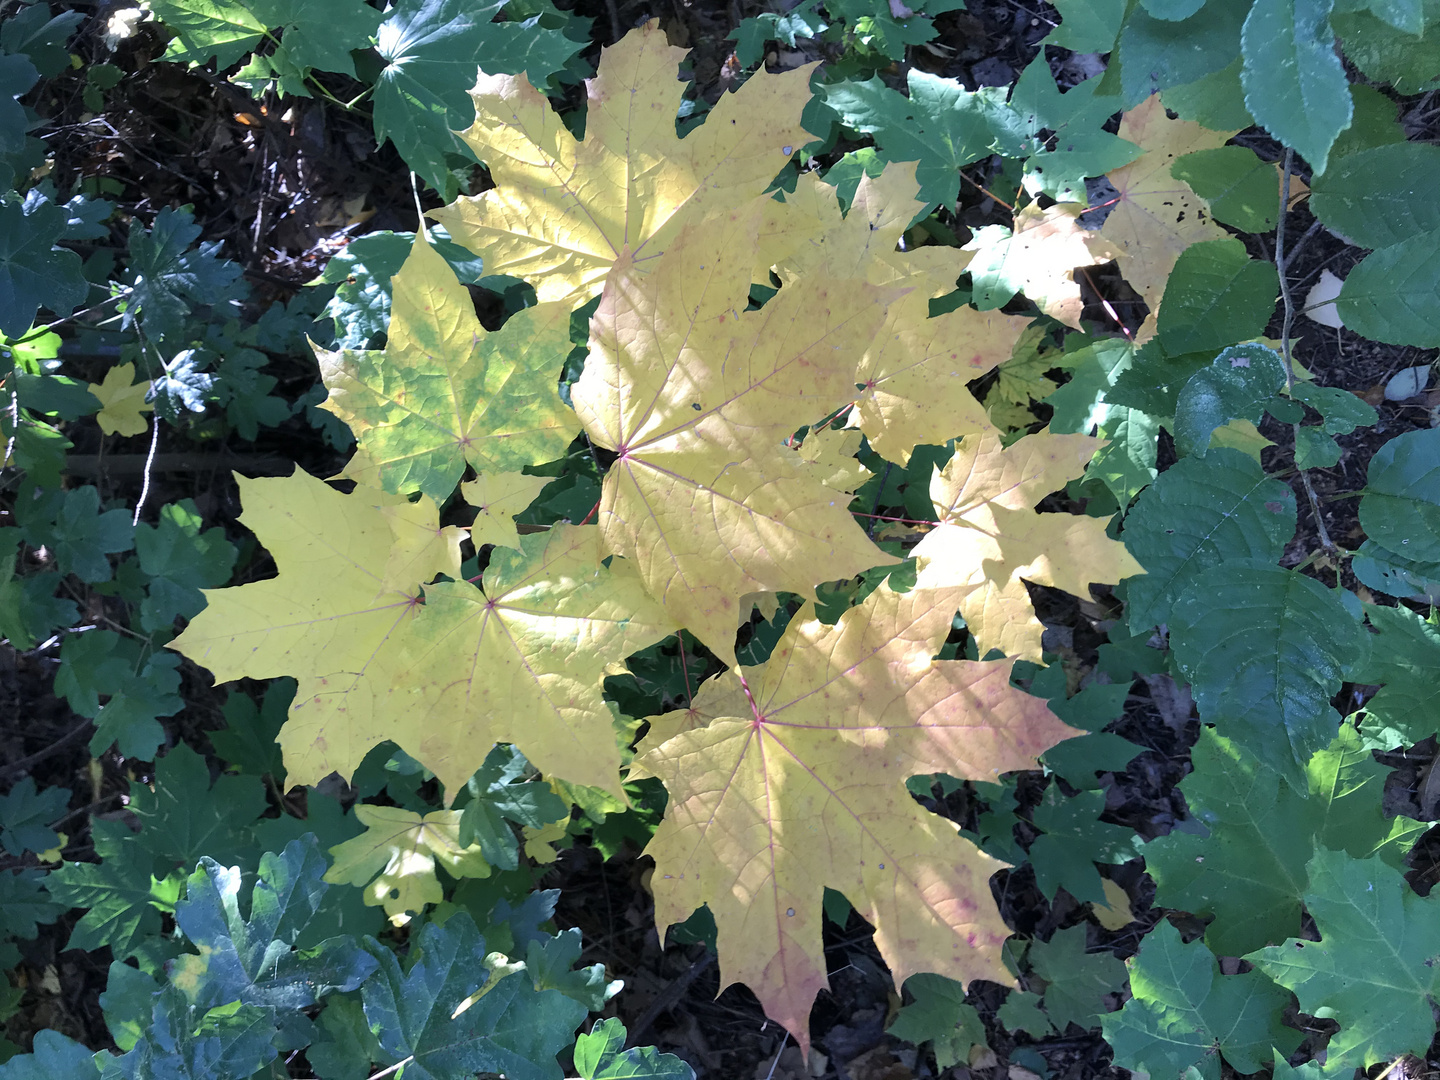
[431, 21, 816, 304]
[570, 207, 896, 661]
[912, 431, 1145, 661]
[1100, 97, 1234, 310]
[316, 236, 577, 503]
[638, 582, 1082, 1050]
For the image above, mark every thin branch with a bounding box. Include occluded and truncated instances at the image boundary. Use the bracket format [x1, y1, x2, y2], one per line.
[1274, 147, 1338, 557]
[131, 413, 161, 526]
[0, 722, 92, 780]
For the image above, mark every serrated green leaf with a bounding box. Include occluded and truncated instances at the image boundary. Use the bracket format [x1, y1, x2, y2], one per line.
[999, 989, 1054, 1037]
[53, 631, 181, 760]
[1336, 230, 1440, 347]
[1173, 343, 1287, 458]
[1114, 0, 1248, 106]
[169, 836, 378, 1015]
[0, 867, 63, 966]
[1158, 242, 1279, 359]
[0, 193, 88, 339]
[249, 0, 382, 79]
[1333, 0, 1440, 93]
[1289, 382, 1377, 435]
[1170, 147, 1281, 233]
[1358, 427, 1440, 568]
[1353, 604, 1440, 745]
[573, 1018, 695, 1080]
[103, 987, 279, 1080]
[123, 207, 244, 343]
[146, 0, 267, 66]
[1307, 721, 1424, 861]
[888, 973, 987, 1070]
[0, 776, 70, 857]
[1144, 728, 1311, 955]
[1028, 925, 1127, 1033]
[1010, 59, 1142, 200]
[1334, 0, 1423, 32]
[0, 1029, 100, 1080]
[360, 912, 588, 1080]
[521, 928, 617, 1011]
[459, 745, 570, 870]
[1102, 920, 1299, 1080]
[1309, 143, 1440, 249]
[47, 818, 183, 965]
[1028, 786, 1135, 904]
[135, 499, 237, 633]
[1170, 561, 1364, 788]
[16, 485, 133, 583]
[1240, 0, 1352, 174]
[1123, 449, 1296, 633]
[821, 72, 1027, 214]
[129, 743, 266, 874]
[210, 679, 293, 784]
[373, 0, 586, 193]
[1248, 849, 1440, 1068]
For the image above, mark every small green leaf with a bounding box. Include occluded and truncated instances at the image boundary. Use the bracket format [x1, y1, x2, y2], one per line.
[572, 1018, 695, 1080]
[0, 776, 70, 857]
[1114, 0, 1248, 106]
[15, 485, 133, 584]
[1240, 0, 1352, 174]
[1337, 232, 1440, 347]
[129, 743, 266, 874]
[1289, 382, 1377, 435]
[210, 678, 294, 784]
[53, 631, 182, 761]
[1173, 343, 1287, 458]
[134, 499, 237, 633]
[888, 973, 987, 1069]
[0, 193, 88, 338]
[99, 961, 158, 1053]
[1027, 786, 1135, 905]
[1294, 427, 1341, 469]
[1047, 0, 1126, 51]
[1332, 0, 1440, 94]
[1027, 925, 1127, 1033]
[998, 989, 1054, 1037]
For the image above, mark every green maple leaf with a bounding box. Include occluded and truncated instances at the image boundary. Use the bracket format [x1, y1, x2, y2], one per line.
[1027, 925, 1127, 1034]
[0, 192, 89, 338]
[317, 235, 577, 503]
[134, 499, 237, 633]
[128, 743, 266, 874]
[46, 818, 183, 966]
[0, 867, 63, 968]
[360, 913, 589, 1080]
[1102, 920, 1299, 1080]
[372, 0, 585, 193]
[573, 1018, 695, 1080]
[0, 776, 70, 856]
[168, 836, 378, 1014]
[1249, 849, 1440, 1069]
[1027, 785, 1135, 905]
[888, 973, 987, 1069]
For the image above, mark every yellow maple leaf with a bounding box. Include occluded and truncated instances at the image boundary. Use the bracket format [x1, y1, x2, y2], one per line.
[966, 202, 1117, 330]
[168, 470, 462, 787]
[638, 582, 1083, 1052]
[325, 804, 490, 925]
[287, 524, 675, 799]
[314, 235, 577, 502]
[797, 426, 871, 494]
[430, 21, 816, 306]
[912, 432, 1145, 661]
[90, 363, 153, 437]
[462, 471, 551, 549]
[1100, 97, 1235, 312]
[569, 206, 898, 663]
[774, 165, 1019, 466]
